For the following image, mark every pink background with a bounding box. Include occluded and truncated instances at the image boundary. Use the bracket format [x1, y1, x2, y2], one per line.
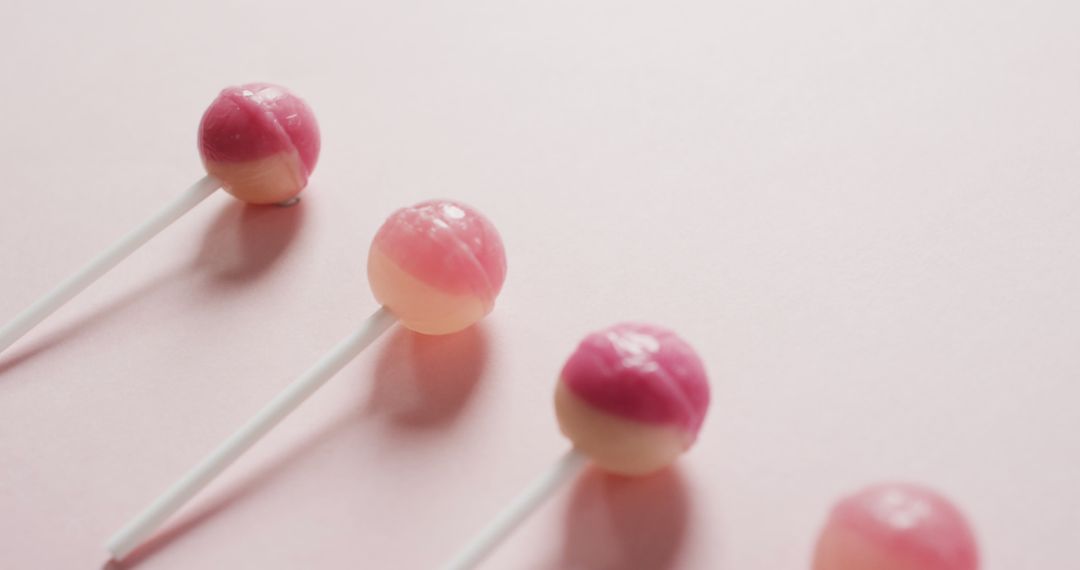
[1, 1, 1078, 568]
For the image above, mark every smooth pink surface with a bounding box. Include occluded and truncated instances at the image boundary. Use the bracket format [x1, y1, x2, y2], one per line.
[561, 323, 710, 435]
[370, 199, 507, 300]
[817, 484, 979, 570]
[198, 83, 320, 176]
[1, 2, 1079, 569]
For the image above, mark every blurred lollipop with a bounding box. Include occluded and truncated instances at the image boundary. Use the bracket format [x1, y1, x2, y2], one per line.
[813, 483, 979, 570]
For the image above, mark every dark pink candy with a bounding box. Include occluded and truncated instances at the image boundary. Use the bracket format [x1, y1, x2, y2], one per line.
[198, 83, 320, 176]
[560, 323, 710, 435]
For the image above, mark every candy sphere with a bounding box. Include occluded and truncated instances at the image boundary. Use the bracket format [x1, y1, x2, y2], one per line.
[198, 83, 320, 205]
[813, 483, 979, 570]
[555, 323, 710, 476]
[368, 200, 507, 335]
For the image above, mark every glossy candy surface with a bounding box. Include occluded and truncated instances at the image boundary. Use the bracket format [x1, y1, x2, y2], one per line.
[555, 322, 710, 475]
[198, 83, 320, 204]
[368, 199, 506, 335]
[813, 483, 979, 570]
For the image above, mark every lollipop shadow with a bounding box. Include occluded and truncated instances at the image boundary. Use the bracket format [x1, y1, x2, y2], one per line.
[366, 324, 489, 429]
[0, 201, 303, 377]
[556, 467, 690, 570]
[192, 200, 305, 284]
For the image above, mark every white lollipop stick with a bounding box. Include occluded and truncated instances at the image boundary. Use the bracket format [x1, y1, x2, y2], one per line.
[440, 448, 589, 570]
[105, 306, 398, 559]
[0, 176, 221, 355]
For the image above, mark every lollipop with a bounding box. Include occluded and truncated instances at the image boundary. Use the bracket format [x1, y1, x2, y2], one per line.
[441, 323, 710, 570]
[0, 83, 320, 355]
[813, 483, 979, 570]
[200, 83, 320, 205]
[556, 323, 710, 476]
[369, 200, 506, 335]
[105, 199, 506, 560]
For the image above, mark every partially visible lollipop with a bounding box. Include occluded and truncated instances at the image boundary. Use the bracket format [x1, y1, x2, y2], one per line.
[105, 199, 506, 560]
[0, 83, 320, 355]
[813, 483, 979, 570]
[441, 322, 711, 570]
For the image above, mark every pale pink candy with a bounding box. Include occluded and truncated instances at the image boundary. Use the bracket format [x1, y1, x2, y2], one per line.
[555, 323, 710, 476]
[814, 483, 979, 570]
[368, 200, 506, 335]
[198, 83, 320, 205]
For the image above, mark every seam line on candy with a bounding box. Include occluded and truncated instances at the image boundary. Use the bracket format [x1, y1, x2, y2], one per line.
[649, 361, 701, 436]
[419, 208, 496, 301]
[223, 88, 300, 164]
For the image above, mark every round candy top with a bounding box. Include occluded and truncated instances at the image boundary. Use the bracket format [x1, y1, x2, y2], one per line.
[562, 323, 710, 434]
[555, 323, 710, 475]
[813, 483, 979, 570]
[198, 83, 320, 205]
[368, 199, 506, 335]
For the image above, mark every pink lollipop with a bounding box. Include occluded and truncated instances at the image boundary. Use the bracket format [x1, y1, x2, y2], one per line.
[199, 83, 320, 205]
[106, 199, 506, 560]
[441, 323, 711, 570]
[813, 483, 979, 570]
[557, 323, 710, 475]
[0, 82, 320, 355]
[369, 200, 507, 334]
